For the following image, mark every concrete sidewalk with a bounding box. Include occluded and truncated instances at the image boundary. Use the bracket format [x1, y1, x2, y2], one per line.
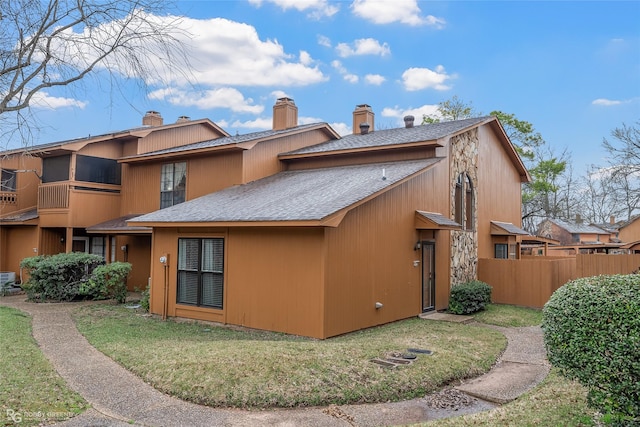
[0, 295, 549, 427]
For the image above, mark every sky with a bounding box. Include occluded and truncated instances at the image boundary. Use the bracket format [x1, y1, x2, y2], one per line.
[12, 0, 640, 177]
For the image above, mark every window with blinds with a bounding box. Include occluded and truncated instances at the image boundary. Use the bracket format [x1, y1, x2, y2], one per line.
[177, 238, 224, 309]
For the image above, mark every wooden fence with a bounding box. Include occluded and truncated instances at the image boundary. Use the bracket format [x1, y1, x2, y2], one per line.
[478, 254, 640, 309]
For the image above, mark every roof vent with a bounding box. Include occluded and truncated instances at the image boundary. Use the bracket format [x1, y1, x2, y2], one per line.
[404, 115, 415, 128]
[176, 116, 190, 123]
[359, 122, 370, 135]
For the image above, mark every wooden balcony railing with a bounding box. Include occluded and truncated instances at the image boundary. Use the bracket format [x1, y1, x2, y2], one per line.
[38, 183, 69, 209]
[0, 192, 17, 204]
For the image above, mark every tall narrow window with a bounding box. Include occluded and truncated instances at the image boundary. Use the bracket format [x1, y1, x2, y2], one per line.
[160, 162, 186, 209]
[454, 172, 474, 231]
[1, 169, 17, 192]
[177, 238, 224, 309]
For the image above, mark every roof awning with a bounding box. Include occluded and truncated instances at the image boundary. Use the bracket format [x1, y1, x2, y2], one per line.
[490, 221, 530, 236]
[0, 208, 38, 225]
[415, 211, 462, 230]
[86, 214, 151, 235]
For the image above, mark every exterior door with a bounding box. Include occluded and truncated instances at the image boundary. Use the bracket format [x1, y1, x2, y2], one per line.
[422, 242, 435, 312]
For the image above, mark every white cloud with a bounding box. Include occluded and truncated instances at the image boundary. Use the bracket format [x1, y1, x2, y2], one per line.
[230, 117, 272, 129]
[317, 35, 332, 48]
[401, 66, 453, 91]
[299, 50, 313, 66]
[331, 60, 359, 84]
[248, 0, 339, 18]
[351, 0, 446, 28]
[335, 38, 391, 57]
[381, 104, 440, 125]
[31, 92, 87, 110]
[330, 122, 351, 136]
[365, 74, 386, 85]
[148, 87, 264, 114]
[592, 98, 622, 106]
[270, 90, 290, 100]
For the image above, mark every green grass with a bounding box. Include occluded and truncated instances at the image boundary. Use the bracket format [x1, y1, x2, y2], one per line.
[473, 304, 543, 327]
[418, 369, 595, 426]
[72, 304, 506, 408]
[0, 306, 87, 427]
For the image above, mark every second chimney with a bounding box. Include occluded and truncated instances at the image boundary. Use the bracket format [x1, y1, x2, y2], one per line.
[353, 104, 374, 135]
[273, 97, 298, 130]
[143, 111, 163, 127]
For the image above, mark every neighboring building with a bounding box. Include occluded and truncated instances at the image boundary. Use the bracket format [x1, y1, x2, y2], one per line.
[536, 217, 625, 255]
[619, 215, 640, 253]
[1, 99, 530, 338]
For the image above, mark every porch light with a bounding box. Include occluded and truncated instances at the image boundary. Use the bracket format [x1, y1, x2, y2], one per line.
[414, 241, 421, 251]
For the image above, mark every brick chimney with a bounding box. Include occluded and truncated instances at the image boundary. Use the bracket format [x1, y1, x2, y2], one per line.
[272, 97, 298, 130]
[353, 104, 374, 134]
[143, 111, 163, 126]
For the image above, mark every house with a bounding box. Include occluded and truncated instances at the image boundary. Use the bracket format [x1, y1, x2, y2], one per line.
[129, 100, 530, 339]
[1, 98, 530, 338]
[0, 112, 229, 288]
[536, 218, 623, 255]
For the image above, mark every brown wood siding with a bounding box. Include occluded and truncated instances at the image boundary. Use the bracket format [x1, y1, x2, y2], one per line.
[0, 154, 41, 214]
[576, 253, 640, 276]
[112, 235, 151, 291]
[475, 125, 525, 259]
[136, 124, 223, 155]
[285, 147, 438, 171]
[0, 226, 38, 275]
[242, 130, 331, 182]
[120, 163, 162, 214]
[72, 140, 125, 159]
[39, 227, 66, 255]
[187, 152, 244, 198]
[69, 189, 120, 227]
[620, 218, 640, 242]
[225, 227, 325, 338]
[323, 165, 451, 337]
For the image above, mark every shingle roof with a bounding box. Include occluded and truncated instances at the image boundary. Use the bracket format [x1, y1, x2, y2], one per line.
[86, 214, 151, 234]
[491, 221, 531, 235]
[282, 117, 492, 156]
[131, 158, 443, 225]
[549, 218, 610, 235]
[416, 211, 461, 229]
[0, 208, 38, 223]
[122, 123, 332, 159]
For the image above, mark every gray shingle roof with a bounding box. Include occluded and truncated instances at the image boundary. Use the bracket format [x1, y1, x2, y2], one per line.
[123, 123, 330, 159]
[416, 211, 461, 228]
[0, 208, 38, 223]
[491, 221, 531, 235]
[131, 158, 442, 224]
[549, 218, 610, 235]
[282, 117, 492, 156]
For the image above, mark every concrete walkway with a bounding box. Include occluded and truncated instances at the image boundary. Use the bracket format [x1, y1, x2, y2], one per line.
[0, 295, 549, 427]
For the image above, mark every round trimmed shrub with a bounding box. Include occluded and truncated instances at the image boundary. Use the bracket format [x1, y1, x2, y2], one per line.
[448, 280, 492, 314]
[542, 274, 640, 424]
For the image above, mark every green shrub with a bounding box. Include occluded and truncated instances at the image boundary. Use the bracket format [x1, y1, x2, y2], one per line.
[81, 262, 132, 303]
[449, 280, 492, 314]
[21, 253, 104, 302]
[542, 274, 640, 425]
[139, 284, 150, 312]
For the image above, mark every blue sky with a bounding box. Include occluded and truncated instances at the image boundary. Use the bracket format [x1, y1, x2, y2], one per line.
[16, 0, 640, 176]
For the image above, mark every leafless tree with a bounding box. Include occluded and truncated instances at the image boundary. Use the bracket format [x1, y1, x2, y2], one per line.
[0, 0, 190, 147]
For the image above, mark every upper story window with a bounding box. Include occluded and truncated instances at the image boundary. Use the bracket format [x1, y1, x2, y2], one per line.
[160, 162, 186, 209]
[454, 172, 474, 231]
[1, 169, 17, 192]
[76, 155, 121, 185]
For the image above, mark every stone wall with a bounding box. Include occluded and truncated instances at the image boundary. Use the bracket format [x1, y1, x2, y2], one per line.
[449, 129, 479, 286]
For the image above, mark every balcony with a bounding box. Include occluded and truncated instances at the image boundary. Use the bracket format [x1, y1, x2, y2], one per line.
[0, 192, 17, 205]
[38, 183, 70, 209]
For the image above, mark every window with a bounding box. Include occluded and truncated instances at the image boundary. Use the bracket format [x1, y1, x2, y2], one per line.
[76, 155, 121, 185]
[177, 238, 224, 309]
[495, 244, 508, 259]
[160, 162, 186, 209]
[1, 169, 16, 192]
[90, 237, 106, 259]
[454, 172, 474, 230]
[42, 155, 71, 183]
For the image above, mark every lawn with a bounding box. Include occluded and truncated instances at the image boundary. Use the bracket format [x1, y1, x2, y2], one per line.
[472, 303, 543, 327]
[72, 304, 506, 408]
[0, 306, 87, 427]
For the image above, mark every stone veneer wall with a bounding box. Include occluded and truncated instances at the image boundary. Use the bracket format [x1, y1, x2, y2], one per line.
[450, 129, 479, 286]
